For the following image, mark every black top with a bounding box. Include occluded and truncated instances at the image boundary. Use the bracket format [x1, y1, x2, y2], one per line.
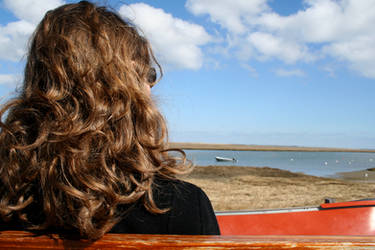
[0, 179, 220, 235]
[111, 179, 220, 235]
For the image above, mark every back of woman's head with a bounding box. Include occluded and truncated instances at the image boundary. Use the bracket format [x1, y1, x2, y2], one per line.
[0, 0, 189, 239]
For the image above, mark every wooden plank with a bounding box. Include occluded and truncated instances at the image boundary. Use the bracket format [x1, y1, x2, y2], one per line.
[1, 231, 375, 249]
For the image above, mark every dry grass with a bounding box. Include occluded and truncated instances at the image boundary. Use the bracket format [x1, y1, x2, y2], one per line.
[182, 166, 375, 211]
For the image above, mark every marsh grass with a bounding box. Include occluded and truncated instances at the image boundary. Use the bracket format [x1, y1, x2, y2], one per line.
[182, 166, 375, 211]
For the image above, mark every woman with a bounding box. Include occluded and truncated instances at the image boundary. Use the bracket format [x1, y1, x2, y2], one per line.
[0, 1, 219, 239]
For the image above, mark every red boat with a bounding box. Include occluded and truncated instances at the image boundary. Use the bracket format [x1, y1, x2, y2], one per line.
[216, 199, 375, 235]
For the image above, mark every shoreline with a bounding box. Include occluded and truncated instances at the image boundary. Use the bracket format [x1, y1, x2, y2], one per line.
[169, 142, 375, 153]
[182, 165, 375, 211]
[334, 168, 375, 182]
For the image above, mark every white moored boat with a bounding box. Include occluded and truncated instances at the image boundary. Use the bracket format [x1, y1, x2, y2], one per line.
[215, 156, 237, 162]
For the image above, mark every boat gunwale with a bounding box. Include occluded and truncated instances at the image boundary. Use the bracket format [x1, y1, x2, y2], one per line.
[216, 199, 375, 216]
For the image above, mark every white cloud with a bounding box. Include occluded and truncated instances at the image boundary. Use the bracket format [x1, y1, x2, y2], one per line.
[258, 0, 375, 43]
[4, 0, 65, 25]
[0, 20, 35, 61]
[266, 0, 344, 43]
[187, 0, 375, 78]
[247, 32, 313, 64]
[0, 74, 22, 86]
[275, 68, 305, 77]
[119, 3, 212, 70]
[258, 0, 375, 77]
[323, 35, 375, 78]
[0, 0, 65, 62]
[186, 0, 268, 34]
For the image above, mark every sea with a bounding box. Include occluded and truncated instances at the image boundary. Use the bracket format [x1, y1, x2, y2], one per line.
[184, 150, 375, 178]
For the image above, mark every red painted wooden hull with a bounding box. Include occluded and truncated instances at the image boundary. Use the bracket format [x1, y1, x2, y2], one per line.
[216, 199, 375, 235]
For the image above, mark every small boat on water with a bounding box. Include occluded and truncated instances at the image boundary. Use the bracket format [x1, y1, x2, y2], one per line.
[215, 156, 237, 162]
[216, 199, 375, 235]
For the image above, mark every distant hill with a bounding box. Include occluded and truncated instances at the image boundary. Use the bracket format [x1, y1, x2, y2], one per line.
[168, 142, 375, 153]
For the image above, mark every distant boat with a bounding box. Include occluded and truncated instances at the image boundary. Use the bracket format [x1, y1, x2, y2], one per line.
[215, 156, 237, 162]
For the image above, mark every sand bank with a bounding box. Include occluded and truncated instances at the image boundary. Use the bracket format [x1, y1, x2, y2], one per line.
[182, 166, 375, 211]
[335, 168, 375, 182]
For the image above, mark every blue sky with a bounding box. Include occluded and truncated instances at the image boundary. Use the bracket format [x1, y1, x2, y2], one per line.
[1, 0, 375, 149]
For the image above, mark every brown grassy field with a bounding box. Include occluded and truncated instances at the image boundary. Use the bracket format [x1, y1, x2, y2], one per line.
[182, 166, 375, 211]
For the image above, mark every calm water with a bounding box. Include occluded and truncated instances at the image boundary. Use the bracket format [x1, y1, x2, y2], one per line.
[184, 150, 375, 177]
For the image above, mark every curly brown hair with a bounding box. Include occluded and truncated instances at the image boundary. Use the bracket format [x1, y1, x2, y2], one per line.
[0, 1, 190, 239]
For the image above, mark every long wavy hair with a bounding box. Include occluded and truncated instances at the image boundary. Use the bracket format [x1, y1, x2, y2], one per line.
[0, 1, 190, 239]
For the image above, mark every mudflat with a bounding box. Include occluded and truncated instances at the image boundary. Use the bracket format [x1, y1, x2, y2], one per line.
[182, 166, 375, 211]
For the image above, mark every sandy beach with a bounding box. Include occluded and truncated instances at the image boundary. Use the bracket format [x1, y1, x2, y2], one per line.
[182, 165, 375, 212]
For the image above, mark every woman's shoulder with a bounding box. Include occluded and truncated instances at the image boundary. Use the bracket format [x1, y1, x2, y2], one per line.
[154, 177, 205, 197]
[112, 177, 220, 235]
[153, 178, 214, 212]
[154, 177, 220, 235]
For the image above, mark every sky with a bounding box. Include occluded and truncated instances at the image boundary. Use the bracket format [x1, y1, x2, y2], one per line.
[0, 0, 375, 149]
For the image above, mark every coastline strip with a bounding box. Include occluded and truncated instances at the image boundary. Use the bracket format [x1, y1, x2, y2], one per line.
[169, 142, 375, 153]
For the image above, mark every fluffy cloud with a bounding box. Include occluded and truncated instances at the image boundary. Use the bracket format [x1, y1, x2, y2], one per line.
[186, 0, 268, 34]
[0, 74, 21, 86]
[0, 0, 65, 62]
[0, 20, 35, 61]
[323, 35, 375, 78]
[186, 0, 375, 78]
[257, 0, 375, 43]
[261, 0, 375, 77]
[247, 32, 312, 64]
[4, 0, 65, 25]
[119, 3, 212, 70]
